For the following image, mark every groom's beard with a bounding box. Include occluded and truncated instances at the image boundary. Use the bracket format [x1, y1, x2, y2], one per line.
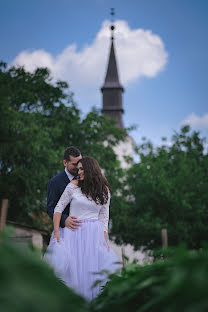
[68, 168, 78, 176]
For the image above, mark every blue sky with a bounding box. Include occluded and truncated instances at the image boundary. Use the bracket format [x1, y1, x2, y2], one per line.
[1, 0, 208, 147]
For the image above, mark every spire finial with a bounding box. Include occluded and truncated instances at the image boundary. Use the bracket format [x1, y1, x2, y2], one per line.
[110, 8, 115, 40]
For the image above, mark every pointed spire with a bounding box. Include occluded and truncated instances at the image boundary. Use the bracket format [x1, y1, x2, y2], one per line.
[102, 17, 124, 90]
[101, 10, 125, 129]
[102, 39, 124, 89]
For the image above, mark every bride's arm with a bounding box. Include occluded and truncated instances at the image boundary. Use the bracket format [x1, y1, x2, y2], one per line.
[53, 213, 62, 242]
[53, 182, 77, 242]
[104, 231, 108, 246]
[99, 189, 110, 249]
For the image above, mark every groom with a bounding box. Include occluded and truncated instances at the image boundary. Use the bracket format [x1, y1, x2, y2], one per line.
[47, 146, 82, 230]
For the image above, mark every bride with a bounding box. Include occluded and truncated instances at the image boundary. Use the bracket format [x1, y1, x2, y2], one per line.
[44, 156, 121, 300]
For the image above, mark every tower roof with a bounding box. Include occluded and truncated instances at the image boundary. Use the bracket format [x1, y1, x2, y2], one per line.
[101, 38, 124, 90]
[101, 18, 125, 129]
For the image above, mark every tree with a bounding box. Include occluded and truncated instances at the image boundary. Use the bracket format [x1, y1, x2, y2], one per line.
[110, 126, 208, 250]
[0, 62, 126, 227]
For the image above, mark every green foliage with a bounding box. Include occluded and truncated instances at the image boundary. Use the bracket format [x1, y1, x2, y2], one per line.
[90, 245, 208, 312]
[110, 126, 208, 250]
[0, 62, 126, 226]
[2, 229, 208, 312]
[0, 229, 208, 312]
[0, 227, 88, 312]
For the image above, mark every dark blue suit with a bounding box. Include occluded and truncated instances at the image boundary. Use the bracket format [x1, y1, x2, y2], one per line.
[47, 170, 70, 228]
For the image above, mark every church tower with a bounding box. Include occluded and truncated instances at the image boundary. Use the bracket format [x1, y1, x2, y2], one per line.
[101, 12, 134, 169]
[101, 21, 124, 128]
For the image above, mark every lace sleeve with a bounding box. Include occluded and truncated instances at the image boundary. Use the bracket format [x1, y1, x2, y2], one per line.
[98, 190, 110, 232]
[54, 183, 77, 214]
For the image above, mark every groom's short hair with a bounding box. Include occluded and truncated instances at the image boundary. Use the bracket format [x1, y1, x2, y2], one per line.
[64, 146, 81, 161]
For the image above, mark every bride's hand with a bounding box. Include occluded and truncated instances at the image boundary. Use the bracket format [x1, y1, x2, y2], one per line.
[105, 242, 110, 252]
[53, 231, 60, 243]
[104, 231, 110, 251]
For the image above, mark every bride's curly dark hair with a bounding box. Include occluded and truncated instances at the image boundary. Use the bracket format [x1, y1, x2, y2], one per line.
[77, 157, 111, 205]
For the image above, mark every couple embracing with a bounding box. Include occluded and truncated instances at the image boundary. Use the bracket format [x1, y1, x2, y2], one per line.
[44, 146, 120, 301]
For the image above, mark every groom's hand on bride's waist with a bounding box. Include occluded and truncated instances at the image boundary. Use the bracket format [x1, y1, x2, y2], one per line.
[65, 216, 82, 231]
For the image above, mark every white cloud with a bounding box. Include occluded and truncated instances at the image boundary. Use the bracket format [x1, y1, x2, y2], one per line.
[182, 113, 208, 129]
[12, 20, 168, 92]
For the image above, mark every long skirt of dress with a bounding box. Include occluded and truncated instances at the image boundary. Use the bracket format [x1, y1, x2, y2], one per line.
[44, 219, 121, 301]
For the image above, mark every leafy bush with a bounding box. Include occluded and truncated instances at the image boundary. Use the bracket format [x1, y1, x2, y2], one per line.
[0, 228, 87, 312]
[2, 228, 208, 312]
[90, 245, 208, 312]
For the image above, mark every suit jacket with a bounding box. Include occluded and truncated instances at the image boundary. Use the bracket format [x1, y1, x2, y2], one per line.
[47, 170, 70, 228]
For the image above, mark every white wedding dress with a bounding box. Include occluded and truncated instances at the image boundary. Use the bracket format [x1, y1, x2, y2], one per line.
[44, 183, 121, 301]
